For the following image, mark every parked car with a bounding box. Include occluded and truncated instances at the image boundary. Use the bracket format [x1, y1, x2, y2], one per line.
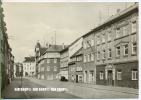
[60, 76, 68, 82]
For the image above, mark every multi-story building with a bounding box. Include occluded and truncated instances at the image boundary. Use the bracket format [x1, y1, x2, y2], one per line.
[59, 37, 83, 80]
[23, 56, 36, 77]
[39, 45, 65, 80]
[68, 47, 83, 83]
[14, 63, 23, 77]
[34, 41, 47, 78]
[82, 3, 138, 87]
[0, 4, 14, 90]
[59, 46, 69, 79]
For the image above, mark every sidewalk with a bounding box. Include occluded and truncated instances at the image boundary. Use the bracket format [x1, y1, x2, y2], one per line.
[25, 77, 138, 98]
[28, 77, 138, 95]
[1, 78, 27, 99]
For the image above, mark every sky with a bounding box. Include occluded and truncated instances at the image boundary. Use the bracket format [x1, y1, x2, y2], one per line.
[2, 1, 135, 63]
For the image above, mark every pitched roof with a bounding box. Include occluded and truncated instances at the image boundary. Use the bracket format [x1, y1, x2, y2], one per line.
[43, 45, 68, 55]
[39, 47, 47, 55]
[82, 3, 138, 37]
[59, 37, 82, 53]
[70, 47, 83, 58]
[23, 56, 35, 62]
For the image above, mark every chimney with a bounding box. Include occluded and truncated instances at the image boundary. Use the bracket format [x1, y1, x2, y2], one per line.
[117, 9, 120, 13]
[62, 43, 65, 49]
[46, 42, 49, 48]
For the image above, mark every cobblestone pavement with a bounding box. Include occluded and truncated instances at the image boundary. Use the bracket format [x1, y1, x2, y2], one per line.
[1, 78, 28, 99]
[25, 77, 138, 98]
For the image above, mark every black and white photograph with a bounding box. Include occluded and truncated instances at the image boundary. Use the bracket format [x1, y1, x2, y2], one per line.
[0, 0, 139, 99]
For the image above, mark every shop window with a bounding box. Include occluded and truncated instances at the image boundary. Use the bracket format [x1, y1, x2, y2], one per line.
[100, 71, 103, 80]
[132, 69, 137, 80]
[117, 70, 122, 80]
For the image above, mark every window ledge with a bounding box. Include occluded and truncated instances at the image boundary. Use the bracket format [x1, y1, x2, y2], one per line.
[131, 31, 137, 35]
[97, 44, 100, 46]
[123, 55, 128, 57]
[115, 56, 120, 59]
[117, 79, 122, 81]
[131, 79, 137, 81]
[102, 42, 105, 44]
[114, 35, 129, 41]
[131, 54, 137, 56]
[108, 58, 112, 60]
[107, 40, 112, 43]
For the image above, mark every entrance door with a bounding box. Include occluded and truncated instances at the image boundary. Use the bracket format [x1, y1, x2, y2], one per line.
[76, 75, 78, 83]
[108, 70, 113, 86]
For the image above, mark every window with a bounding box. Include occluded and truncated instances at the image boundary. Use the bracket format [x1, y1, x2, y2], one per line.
[87, 40, 91, 47]
[84, 55, 87, 63]
[123, 25, 128, 36]
[47, 66, 50, 71]
[116, 28, 120, 38]
[132, 34, 137, 42]
[108, 31, 111, 41]
[91, 38, 94, 46]
[97, 45, 100, 60]
[84, 42, 87, 49]
[54, 58, 57, 63]
[102, 44, 105, 50]
[116, 46, 120, 57]
[132, 42, 137, 54]
[54, 66, 57, 71]
[102, 33, 105, 43]
[91, 53, 94, 61]
[87, 54, 90, 62]
[102, 50, 105, 59]
[97, 36, 100, 44]
[97, 52, 100, 60]
[132, 69, 137, 80]
[100, 71, 103, 80]
[117, 70, 122, 80]
[47, 59, 50, 63]
[108, 49, 112, 58]
[132, 21, 137, 33]
[108, 42, 112, 48]
[124, 45, 128, 55]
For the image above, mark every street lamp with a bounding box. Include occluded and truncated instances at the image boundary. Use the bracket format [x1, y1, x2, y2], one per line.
[19, 64, 23, 88]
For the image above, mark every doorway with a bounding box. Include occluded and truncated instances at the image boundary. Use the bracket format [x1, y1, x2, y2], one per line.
[108, 70, 113, 86]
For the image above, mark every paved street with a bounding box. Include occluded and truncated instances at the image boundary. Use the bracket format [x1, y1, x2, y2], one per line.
[1, 77, 79, 99]
[26, 77, 139, 98]
[1, 77, 138, 99]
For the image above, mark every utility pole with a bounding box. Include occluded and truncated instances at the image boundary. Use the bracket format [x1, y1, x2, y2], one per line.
[107, 5, 112, 19]
[55, 31, 56, 46]
[98, 11, 104, 24]
[50, 37, 54, 45]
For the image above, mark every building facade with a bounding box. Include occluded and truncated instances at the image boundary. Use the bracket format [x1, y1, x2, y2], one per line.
[0, 4, 14, 90]
[68, 48, 83, 83]
[23, 56, 36, 77]
[34, 41, 47, 78]
[39, 45, 64, 80]
[82, 3, 138, 88]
